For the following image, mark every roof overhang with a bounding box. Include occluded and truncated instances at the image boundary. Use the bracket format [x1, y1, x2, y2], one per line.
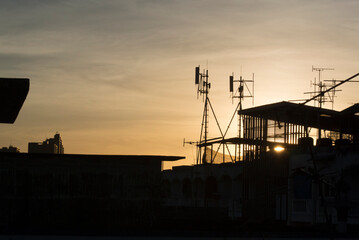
[0, 78, 30, 123]
[238, 101, 359, 134]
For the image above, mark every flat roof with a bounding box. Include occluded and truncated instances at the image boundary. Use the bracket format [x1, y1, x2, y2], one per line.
[0, 152, 185, 162]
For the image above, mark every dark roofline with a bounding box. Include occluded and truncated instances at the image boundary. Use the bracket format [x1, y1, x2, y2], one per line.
[239, 101, 338, 117]
[0, 152, 185, 161]
[340, 103, 359, 115]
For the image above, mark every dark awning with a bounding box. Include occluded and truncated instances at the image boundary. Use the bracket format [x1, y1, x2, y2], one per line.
[238, 101, 359, 134]
[0, 78, 29, 123]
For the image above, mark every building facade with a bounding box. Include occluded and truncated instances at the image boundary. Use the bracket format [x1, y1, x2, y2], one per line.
[161, 162, 242, 231]
[28, 133, 64, 154]
[0, 152, 183, 234]
[164, 101, 359, 233]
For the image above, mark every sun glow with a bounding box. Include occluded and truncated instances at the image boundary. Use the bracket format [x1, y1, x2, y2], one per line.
[274, 146, 285, 152]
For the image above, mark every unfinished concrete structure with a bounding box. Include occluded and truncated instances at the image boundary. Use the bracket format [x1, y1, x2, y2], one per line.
[194, 100, 359, 229]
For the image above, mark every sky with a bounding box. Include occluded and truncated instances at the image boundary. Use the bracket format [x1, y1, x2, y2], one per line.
[1, 0, 359, 169]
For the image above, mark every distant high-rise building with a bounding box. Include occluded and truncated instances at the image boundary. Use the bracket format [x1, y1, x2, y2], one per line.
[28, 132, 64, 154]
[0, 145, 20, 153]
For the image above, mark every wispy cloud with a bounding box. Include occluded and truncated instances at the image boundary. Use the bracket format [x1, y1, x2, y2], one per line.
[0, 0, 359, 161]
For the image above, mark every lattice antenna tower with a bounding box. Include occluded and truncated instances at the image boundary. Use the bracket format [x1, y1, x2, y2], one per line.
[195, 66, 210, 101]
[194, 66, 211, 164]
[225, 72, 254, 161]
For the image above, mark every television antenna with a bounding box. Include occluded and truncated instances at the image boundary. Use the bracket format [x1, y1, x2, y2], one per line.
[304, 66, 335, 108]
[301, 68, 359, 139]
[303, 72, 359, 106]
[226, 73, 254, 161]
[229, 73, 255, 109]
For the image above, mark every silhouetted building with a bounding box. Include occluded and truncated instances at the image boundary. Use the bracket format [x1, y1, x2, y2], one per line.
[0, 146, 20, 153]
[28, 133, 64, 154]
[232, 101, 359, 226]
[0, 152, 183, 234]
[164, 101, 359, 233]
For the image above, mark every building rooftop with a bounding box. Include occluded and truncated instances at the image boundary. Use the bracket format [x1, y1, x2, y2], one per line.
[238, 101, 359, 134]
[0, 152, 185, 162]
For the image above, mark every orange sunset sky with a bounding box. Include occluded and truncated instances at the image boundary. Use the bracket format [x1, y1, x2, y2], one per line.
[1, 0, 359, 169]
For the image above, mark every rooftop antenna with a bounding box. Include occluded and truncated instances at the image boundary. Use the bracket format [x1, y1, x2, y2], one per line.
[194, 65, 211, 164]
[229, 73, 255, 107]
[322, 78, 342, 110]
[325, 76, 359, 109]
[232, 72, 254, 161]
[188, 65, 231, 165]
[302, 68, 359, 139]
[309, 66, 334, 108]
[303, 72, 359, 106]
[305, 66, 335, 139]
[214, 72, 254, 162]
[183, 138, 199, 164]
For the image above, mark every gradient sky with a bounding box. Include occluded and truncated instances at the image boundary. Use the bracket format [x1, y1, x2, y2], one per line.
[1, 0, 359, 169]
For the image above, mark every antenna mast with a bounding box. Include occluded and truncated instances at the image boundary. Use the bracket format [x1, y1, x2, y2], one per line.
[227, 72, 254, 161]
[302, 68, 359, 139]
[310, 66, 335, 108]
[187, 67, 256, 164]
[195, 66, 211, 164]
[306, 66, 334, 139]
